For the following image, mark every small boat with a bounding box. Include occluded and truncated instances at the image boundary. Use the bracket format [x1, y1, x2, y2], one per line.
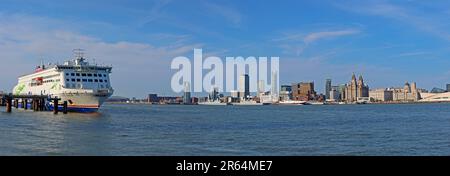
[198, 100, 230, 106]
[306, 101, 325, 105]
[231, 100, 265, 106]
[278, 100, 307, 105]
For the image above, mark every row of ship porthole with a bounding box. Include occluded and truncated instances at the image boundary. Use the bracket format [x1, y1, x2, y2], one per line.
[65, 78, 108, 83]
[65, 83, 110, 89]
[65, 73, 107, 77]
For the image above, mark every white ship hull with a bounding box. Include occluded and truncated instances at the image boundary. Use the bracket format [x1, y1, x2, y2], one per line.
[48, 91, 112, 112]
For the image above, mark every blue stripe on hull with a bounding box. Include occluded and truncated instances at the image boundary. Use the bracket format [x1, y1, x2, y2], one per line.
[47, 104, 99, 113]
[17, 103, 99, 113]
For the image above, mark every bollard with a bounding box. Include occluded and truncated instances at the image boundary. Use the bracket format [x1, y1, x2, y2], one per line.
[40, 98, 45, 111]
[33, 99, 37, 111]
[6, 97, 12, 113]
[23, 99, 28, 110]
[63, 101, 68, 114]
[39, 99, 42, 111]
[35, 99, 39, 111]
[38, 99, 42, 111]
[53, 98, 59, 114]
[35, 99, 38, 111]
[14, 99, 18, 109]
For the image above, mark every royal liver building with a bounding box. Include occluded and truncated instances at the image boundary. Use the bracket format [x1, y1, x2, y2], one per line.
[344, 73, 369, 102]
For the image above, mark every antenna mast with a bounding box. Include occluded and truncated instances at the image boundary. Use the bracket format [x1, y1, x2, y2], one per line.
[73, 49, 85, 60]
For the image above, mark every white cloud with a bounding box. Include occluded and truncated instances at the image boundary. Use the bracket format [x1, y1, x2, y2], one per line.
[274, 28, 361, 56]
[203, 2, 242, 27]
[275, 29, 360, 43]
[304, 30, 360, 44]
[391, 51, 429, 58]
[138, 0, 172, 26]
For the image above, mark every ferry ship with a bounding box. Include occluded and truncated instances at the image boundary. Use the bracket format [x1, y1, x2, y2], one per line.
[12, 50, 114, 112]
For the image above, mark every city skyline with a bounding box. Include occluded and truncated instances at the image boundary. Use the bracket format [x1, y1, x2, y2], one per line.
[0, 0, 450, 97]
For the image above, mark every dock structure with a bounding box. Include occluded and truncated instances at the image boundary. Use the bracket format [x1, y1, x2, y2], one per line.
[0, 94, 68, 114]
[0, 93, 5, 107]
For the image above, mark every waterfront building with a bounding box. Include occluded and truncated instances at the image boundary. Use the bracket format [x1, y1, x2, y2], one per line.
[106, 96, 130, 103]
[404, 82, 411, 93]
[447, 84, 450, 92]
[328, 87, 340, 102]
[345, 74, 358, 102]
[317, 94, 326, 102]
[419, 92, 450, 102]
[338, 84, 346, 101]
[191, 97, 199, 104]
[389, 82, 420, 102]
[411, 82, 420, 100]
[357, 75, 369, 98]
[183, 82, 191, 104]
[391, 88, 406, 101]
[271, 71, 279, 102]
[280, 85, 292, 101]
[148, 94, 159, 103]
[325, 79, 332, 100]
[344, 73, 369, 102]
[369, 88, 393, 102]
[208, 87, 220, 101]
[239, 74, 250, 100]
[292, 82, 316, 101]
[431, 88, 446, 93]
[258, 80, 265, 96]
[226, 96, 240, 103]
[158, 96, 182, 104]
[417, 88, 429, 93]
[230, 90, 239, 98]
[281, 85, 292, 92]
[259, 94, 274, 104]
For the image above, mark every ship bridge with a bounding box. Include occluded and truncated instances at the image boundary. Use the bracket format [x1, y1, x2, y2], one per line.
[59, 49, 112, 73]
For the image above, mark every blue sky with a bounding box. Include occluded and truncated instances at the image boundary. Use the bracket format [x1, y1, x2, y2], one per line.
[0, 0, 449, 97]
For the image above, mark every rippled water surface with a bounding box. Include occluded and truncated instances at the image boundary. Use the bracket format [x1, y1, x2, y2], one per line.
[1, 103, 449, 155]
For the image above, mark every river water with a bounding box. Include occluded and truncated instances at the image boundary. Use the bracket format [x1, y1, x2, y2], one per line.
[0, 103, 449, 155]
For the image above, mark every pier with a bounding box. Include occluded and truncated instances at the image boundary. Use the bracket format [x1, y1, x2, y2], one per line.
[0, 93, 68, 114]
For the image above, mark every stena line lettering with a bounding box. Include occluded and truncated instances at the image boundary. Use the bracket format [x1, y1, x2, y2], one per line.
[171, 48, 279, 93]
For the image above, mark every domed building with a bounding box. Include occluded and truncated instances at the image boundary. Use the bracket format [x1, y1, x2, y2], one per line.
[391, 82, 420, 102]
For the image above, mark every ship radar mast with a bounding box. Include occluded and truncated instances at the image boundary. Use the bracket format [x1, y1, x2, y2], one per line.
[73, 49, 87, 66]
